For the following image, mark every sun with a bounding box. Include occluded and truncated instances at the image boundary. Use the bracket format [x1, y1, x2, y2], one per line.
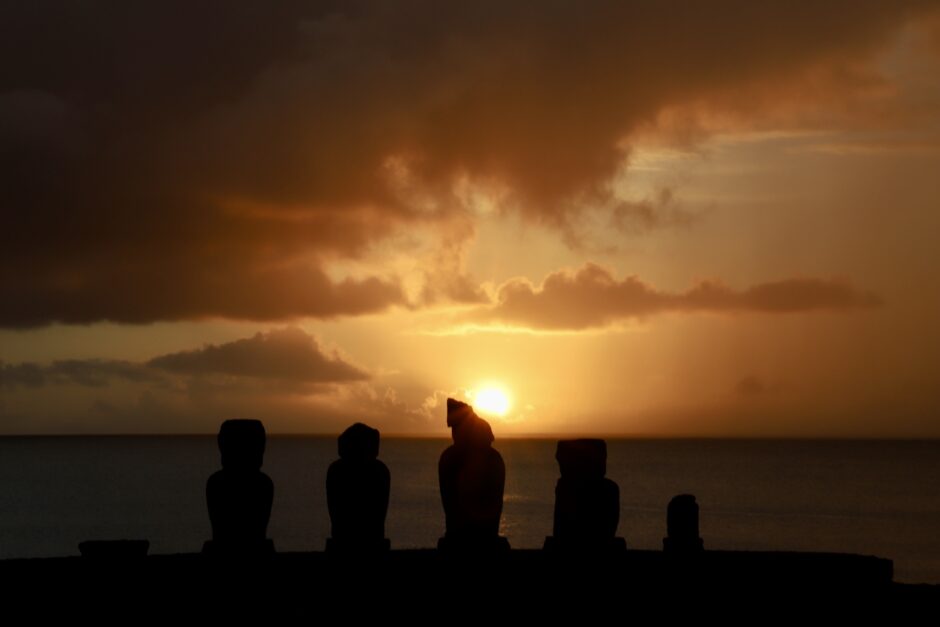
[471, 386, 512, 417]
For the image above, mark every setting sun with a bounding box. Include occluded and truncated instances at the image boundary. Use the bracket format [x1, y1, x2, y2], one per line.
[471, 387, 512, 417]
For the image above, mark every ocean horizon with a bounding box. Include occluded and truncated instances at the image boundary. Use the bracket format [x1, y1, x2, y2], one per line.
[1, 436, 937, 584]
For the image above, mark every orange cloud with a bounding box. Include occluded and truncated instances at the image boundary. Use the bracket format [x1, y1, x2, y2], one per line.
[471, 263, 881, 330]
[1, 1, 933, 327]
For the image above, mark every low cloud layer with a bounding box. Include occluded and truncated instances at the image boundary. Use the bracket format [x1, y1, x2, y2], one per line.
[148, 327, 367, 382]
[0, 359, 161, 389]
[1, 1, 935, 327]
[1, 327, 366, 388]
[471, 263, 881, 330]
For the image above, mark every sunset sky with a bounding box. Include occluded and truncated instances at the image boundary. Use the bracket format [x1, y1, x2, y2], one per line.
[2, 1, 940, 436]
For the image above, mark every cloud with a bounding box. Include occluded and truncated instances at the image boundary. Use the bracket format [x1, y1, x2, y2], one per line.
[148, 327, 367, 382]
[0, 256, 407, 328]
[1, 327, 366, 389]
[469, 263, 881, 330]
[608, 189, 699, 234]
[1, 1, 934, 327]
[1, 359, 163, 389]
[47, 359, 163, 387]
[0, 362, 47, 388]
[415, 214, 489, 305]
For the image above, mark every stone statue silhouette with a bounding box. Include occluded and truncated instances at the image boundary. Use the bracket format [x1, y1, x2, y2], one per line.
[438, 398, 508, 552]
[544, 438, 626, 552]
[204, 419, 274, 556]
[664, 494, 704, 552]
[326, 422, 391, 553]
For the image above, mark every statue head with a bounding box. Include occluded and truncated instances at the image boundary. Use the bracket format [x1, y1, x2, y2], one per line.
[556, 438, 607, 480]
[446, 398, 494, 448]
[218, 419, 266, 471]
[338, 422, 380, 460]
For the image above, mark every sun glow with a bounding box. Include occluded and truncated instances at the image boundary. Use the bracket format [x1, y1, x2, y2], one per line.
[471, 386, 512, 417]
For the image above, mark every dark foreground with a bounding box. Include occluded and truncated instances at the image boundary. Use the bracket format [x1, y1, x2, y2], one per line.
[0, 548, 936, 616]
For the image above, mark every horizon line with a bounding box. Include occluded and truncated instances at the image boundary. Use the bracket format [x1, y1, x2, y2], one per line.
[0, 432, 938, 441]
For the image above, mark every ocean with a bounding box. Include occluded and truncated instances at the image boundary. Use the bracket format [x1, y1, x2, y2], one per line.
[0, 436, 937, 583]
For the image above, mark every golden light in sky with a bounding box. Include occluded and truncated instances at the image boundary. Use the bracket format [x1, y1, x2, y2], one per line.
[471, 386, 512, 417]
[2, 4, 940, 438]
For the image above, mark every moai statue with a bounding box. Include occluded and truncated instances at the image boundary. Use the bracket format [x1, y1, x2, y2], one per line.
[544, 439, 626, 553]
[326, 422, 391, 553]
[204, 419, 275, 556]
[663, 494, 703, 552]
[438, 399, 509, 554]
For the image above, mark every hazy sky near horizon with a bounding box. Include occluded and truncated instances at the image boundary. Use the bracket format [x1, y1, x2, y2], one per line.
[2, 1, 940, 436]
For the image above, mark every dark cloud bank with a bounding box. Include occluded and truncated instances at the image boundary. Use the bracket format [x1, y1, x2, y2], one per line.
[472, 263, 881, 330]
[1, 327, 365, 388]
[2, 1, 930, 327]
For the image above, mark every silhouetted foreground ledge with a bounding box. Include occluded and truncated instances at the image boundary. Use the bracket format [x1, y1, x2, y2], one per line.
[1, 553, 935, 620]
[2, 548, 934, 611]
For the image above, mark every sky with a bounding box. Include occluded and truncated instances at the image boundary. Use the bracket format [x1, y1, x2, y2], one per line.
[2, 1, 940, 436]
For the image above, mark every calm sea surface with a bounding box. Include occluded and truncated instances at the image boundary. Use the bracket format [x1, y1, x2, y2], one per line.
[0, 437, 937, 583]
